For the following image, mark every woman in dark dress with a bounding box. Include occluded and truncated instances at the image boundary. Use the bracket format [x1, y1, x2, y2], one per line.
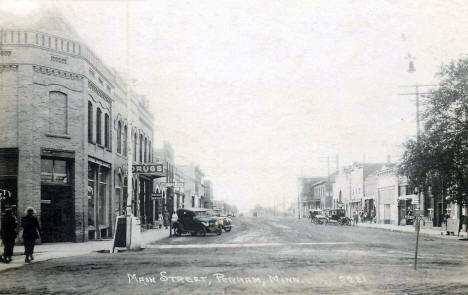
[1, 209, 18, 263]
[21, 207, 41, 263]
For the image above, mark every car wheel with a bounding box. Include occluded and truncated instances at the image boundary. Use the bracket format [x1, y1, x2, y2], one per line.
[224, 227, 232, 232]
[174, 226, 183, 236]
[199, 227, 207, 237]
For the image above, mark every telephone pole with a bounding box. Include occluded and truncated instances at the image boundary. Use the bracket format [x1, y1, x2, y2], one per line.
[398, 57, 436, 271]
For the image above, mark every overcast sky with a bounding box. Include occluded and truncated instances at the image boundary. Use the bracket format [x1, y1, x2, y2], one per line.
[3, 0, 468, 212]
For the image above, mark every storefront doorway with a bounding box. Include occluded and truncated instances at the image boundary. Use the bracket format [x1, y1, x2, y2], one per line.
[41, 185, 74, 242]
[40, 156, 75, 243]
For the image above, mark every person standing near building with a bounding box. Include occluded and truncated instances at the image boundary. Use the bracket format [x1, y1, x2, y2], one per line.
[163, 211, 169, 230]
[1, 209, 18, 263]
[21, 207, 41, 263]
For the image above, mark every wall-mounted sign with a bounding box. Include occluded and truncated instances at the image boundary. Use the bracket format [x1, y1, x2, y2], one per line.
[132, 163, 164, 177]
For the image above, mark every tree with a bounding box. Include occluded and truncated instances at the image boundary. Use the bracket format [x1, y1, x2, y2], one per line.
[399, 58, 468, 212]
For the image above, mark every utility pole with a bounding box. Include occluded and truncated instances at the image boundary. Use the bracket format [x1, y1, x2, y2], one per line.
[398, 56, 436, 270]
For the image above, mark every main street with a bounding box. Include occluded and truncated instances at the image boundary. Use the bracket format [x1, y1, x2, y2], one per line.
[1, 217, 467, 294]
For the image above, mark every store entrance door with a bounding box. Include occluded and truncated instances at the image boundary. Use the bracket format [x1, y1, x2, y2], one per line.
[41, 185, 74, 242]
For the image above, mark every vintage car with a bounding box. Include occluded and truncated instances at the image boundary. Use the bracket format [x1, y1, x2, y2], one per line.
[326, 209, 346, 225]
[208, 210, 233, 232]
[219, 215, 233, 232]
[173, 208, 222, 236]
[309, 209, 328, 224]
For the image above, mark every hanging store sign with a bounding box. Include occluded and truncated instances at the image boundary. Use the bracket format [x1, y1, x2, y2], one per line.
[152, 183, 164, 200]
[132, 163, 165, 177]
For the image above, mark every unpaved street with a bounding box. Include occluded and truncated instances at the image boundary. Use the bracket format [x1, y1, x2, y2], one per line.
[1, 216, 467, 294]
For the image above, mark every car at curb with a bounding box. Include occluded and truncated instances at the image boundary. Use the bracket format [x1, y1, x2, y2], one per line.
[173, 208, 222, 236]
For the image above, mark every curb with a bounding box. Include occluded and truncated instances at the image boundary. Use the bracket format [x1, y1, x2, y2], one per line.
[356, 225, 462, 241]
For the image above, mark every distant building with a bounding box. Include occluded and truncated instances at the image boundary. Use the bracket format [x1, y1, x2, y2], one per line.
[179, 164, 205, 208]
[203, 180, 213, 209]
[298, 177, 323, 218]
[333, 163, 384, 217]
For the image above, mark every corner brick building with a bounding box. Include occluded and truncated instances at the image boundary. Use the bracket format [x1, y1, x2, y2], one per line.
[0, 10, 156, 242]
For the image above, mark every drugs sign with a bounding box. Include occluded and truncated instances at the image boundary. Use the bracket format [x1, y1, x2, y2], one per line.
[132, 164, 164, 177]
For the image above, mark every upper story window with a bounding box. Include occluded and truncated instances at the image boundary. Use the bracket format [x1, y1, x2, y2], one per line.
[123, 125, 128, 156]
[49, 91, 67, 135]
[104, 113, 110, 149]
[144, 137, 148, 163]
[88, 101, 93, 143]
[117, 121, 122, 154]
[148, 140, 152, 162]
[133, 133, 138, 161]
[139, 134, 143, 162]
[96, 108, 102, 145]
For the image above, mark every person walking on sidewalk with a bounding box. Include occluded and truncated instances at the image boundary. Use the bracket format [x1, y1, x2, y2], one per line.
[21, 207, 41, 263]
[163, 211, 169, 230]
[1, 209, 18, 264]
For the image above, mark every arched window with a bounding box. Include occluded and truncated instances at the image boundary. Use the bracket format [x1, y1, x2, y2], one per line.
[96, 108, 102, 144]
[88, 101, 93, 142]
[148, 140, 152, 162]
[133, 133, 137, 161]
[49, 91, 67, 134]
[139, 134, 143, 162]
[144, 137, 148, 163]
[117, 121, 122, 154]
[104, 113, 110, 148]
[123, 125, 128, 156]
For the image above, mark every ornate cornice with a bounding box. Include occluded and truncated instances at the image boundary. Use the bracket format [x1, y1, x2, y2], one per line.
[88, 80, 112, 104]
[32, 65, 83, 80]
[0, 64, 18, 71]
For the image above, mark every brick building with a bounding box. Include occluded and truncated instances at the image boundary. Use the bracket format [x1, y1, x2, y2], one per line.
[0, 10, 156, 242]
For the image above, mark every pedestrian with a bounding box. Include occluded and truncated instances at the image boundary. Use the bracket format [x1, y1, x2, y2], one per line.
[1, 209, 18, 263]
[163, 211, 169, 230]
[158, 213, 163, 229]
[353, 212, 358, 225]
[21, 207, 41, 263]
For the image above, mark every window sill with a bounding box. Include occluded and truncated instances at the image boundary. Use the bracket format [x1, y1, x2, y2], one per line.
[97, 144, 104, 149]
[46, 133, 71, 139]
[106, 148, 112, 152]
[88, 140, 95, 145]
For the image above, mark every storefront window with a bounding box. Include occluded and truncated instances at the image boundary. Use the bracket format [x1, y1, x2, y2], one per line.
[123, 177, 128, 214]
[88, 164, 96, 227]
[98, 168, 108, 226]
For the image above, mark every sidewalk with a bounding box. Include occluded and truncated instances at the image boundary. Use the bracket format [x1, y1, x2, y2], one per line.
[0, 228, 170, 272]
[356, 222, 467, 240]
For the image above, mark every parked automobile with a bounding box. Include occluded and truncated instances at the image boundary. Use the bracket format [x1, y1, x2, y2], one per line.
[326, 209, 346, 225]
[309, 209, 328, 224]
[208, 210, 233, 233]
[219, 215, 232, 232]
[173, 208, 222, 236]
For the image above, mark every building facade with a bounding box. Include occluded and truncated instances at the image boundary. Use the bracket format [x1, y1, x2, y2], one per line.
[0, 11, 156, 242]
[179, 164, 205, 208]
[203, 180, 213, 209]
[298, 177, 323, 218]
